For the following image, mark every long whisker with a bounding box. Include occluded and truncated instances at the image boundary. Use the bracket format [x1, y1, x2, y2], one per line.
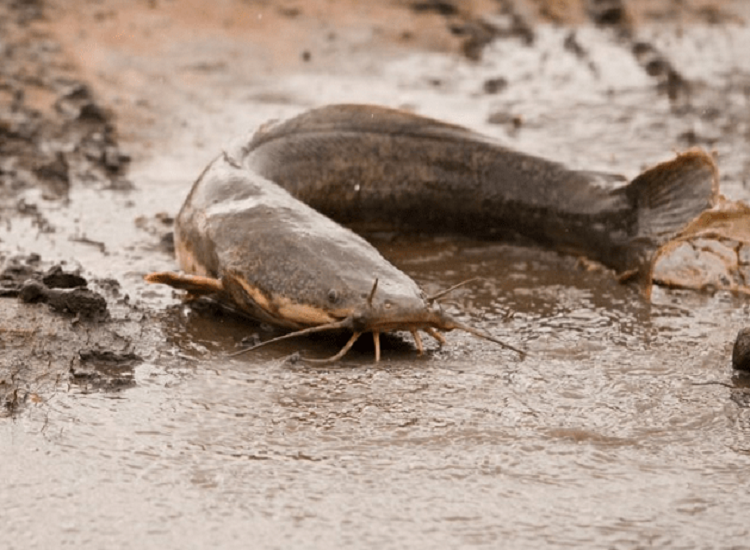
[373, 331, 381, 362]
[302, 331, 362, 363]
[427, 277, 483, 303]
[411, 330, 424, 355]
[228, 318, 352, 357]
[367, 278, 379, 307]
[446, 319, 526, 358]
[425, 327, 446, 346]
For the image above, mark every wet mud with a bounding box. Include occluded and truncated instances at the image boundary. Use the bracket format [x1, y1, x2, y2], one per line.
[3, 0, 750, 548]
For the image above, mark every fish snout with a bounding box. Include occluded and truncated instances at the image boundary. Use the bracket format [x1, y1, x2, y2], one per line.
[350, 293, 443, 334]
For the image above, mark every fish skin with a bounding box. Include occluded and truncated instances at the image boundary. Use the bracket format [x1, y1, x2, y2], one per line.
[148, 131, 527, 359]
[171, 150, 436, 331]
[146, 104, 721, 359]
[242, 104, 718, 276]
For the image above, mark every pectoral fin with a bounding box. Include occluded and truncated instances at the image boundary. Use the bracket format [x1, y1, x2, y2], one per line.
[144, 271, 224, 295]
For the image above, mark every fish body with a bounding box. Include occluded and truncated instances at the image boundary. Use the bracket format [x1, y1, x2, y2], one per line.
[242, 104, 718, 276]
[147, 104, 721, 359]
[146, 143, 520, 360]
[171, 151, 428, 331]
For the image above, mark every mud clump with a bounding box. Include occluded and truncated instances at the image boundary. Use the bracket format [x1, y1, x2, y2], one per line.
[482, 77, 508, 94]
[587, 0, 630, 30]
[410, 1, 459, 17]
[22, 263, 106, 319]
[1, 258, 107, 319]
[19, 280, 109, 319]
[0, 253, 42, 296]
[41, 264, 88, 288]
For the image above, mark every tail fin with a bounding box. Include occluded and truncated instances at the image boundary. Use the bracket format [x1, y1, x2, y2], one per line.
[628, 149, 718, 243]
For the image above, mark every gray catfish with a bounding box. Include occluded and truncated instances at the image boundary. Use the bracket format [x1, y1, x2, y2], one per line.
[147, 104, 718, 360]
[241, 104, 718, 281]
[146, 146, 524, 362]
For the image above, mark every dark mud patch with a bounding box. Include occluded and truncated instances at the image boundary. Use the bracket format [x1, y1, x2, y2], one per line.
[0, 253, 43, 296]
[2, 255, 106, 319]
[587, 0, 631, 29]
[0, 255, 153, 417]
[18, 279, 108, 319]
[410, 0, 535, 60]
[0, 0, 130, 220]
[0, 1, 153, 416]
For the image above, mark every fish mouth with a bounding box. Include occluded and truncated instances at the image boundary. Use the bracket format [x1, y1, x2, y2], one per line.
[348, 303, 444, 334]
[148, 268, 525, 362]
[226, 306, 446, 363]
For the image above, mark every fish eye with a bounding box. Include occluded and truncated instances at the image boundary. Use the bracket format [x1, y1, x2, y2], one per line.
[327, 289, 339, 303]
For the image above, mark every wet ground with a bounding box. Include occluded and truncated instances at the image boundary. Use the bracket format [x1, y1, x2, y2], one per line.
[3, 0, 750, 548]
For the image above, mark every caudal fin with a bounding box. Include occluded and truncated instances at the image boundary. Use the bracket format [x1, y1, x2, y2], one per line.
[628, 149, 718, 243]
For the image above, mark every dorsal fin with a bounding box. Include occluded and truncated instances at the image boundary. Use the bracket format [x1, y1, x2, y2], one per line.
[246, 104, 499, 152]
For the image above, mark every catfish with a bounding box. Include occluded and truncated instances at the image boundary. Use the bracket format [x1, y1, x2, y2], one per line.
[243, 104, 718, 283]
[146, 147, 524, 362]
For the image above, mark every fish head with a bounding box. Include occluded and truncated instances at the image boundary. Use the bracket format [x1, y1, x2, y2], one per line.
[340, 277, 445, 335]
[166, 153, 524, 361]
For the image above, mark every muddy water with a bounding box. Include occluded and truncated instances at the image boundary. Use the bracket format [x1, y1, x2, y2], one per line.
[4, 2, 750, 549]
